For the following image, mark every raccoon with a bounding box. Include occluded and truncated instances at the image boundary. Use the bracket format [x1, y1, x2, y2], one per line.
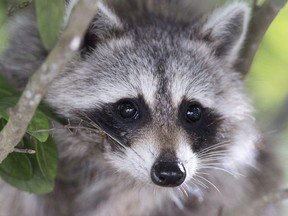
[0, 0, 281, 216]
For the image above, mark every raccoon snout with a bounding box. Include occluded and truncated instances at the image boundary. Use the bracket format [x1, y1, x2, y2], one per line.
[151, 161, 186, 187]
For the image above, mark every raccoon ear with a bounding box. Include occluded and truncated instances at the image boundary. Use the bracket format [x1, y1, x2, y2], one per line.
[200, 2, 250, 65]
[81, 1, 123, 53]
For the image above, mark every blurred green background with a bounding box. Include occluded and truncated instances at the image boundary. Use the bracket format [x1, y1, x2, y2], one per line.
[247, 4, 288, 122]
[246, 4, 288, 214]
[0, 0, 287, 214]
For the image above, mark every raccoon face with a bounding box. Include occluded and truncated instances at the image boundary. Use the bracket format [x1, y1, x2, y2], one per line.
[46, 2, 258, 189]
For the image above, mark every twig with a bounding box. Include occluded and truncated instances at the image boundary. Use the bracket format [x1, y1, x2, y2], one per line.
[235, 0, 287, 75]
[0, 0, 99, 163]
[13, 148, 36, 154]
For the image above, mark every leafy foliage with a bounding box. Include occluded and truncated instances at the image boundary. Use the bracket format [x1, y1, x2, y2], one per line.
[0, 0, 65, 194]
[0, 75, 58, 194]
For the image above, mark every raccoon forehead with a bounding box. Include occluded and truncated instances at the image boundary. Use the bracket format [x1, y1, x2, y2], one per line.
[166, 43, 217, 108]
[45, 71, 157, 115]
[45, 46, 159, 115]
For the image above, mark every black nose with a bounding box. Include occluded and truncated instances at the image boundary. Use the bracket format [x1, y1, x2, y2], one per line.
[151, 161, 186, 187]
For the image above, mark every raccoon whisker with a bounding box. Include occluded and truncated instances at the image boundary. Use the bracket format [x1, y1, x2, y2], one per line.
[198, 157, 226, 163]
[77, 112, 103, 130]
[77, 113, 130, 151]
[198, 162, 226, 167]
[194, 174, 220, 194]
[199, 149, 231, 155]
[182, 183, 191, 197]
[83, 119, 103, 132]
[193, 153, 228, 162]
[198, 160, 224, 165]
[198, 149, 230, 155]
[198, 157, 226, 162]
[200, 140, 230, 150]
[197, 150, 231, 161]
[193, 171, 210, 176]
[199, 148, 231, 154]
[179, 184, 189, 198]
[196, 142, 230, 155]
[199, 165, 241, 178]
[191, 177, 209, 189]
[197, 152, 229, 159]
[79, 116, 147, 165]
[103, 132, 127, 150]
[197, 147, 229, 158]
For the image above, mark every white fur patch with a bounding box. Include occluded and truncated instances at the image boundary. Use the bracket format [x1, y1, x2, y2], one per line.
[104, 138, 159, 184]
[222, 121, 259, 174]
[176, 138, 198, 182]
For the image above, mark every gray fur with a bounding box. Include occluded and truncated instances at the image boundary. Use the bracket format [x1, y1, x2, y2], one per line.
[0, 1, 281, 216]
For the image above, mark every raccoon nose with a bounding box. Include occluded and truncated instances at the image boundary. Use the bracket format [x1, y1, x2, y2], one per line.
[151, 161, 186, 187]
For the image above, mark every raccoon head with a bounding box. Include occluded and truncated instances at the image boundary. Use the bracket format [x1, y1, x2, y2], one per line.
[46, 1, 258, 189]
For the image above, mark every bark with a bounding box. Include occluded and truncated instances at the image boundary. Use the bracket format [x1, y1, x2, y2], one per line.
[235, 0, 287, 76]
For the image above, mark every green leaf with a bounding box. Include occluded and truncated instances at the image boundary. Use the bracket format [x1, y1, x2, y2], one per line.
[0, 96, 50, 142]
[0, 138, 55, 194]
[0, 117, 6, 129]
[0, 153, 33, 180]
[36, 136, 58, 180]
[0, 160, 54, 194]
[27, 110, 50, 142]
[35, 0, 65, 50]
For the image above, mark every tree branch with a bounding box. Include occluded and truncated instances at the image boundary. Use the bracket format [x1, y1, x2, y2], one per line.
[0, 0, 99, 163]
[235, 0, 287, 75]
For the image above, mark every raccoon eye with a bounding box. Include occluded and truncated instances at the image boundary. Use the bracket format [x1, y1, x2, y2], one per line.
[186, 104, 202, 122]
[118, 101, 139, 120]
